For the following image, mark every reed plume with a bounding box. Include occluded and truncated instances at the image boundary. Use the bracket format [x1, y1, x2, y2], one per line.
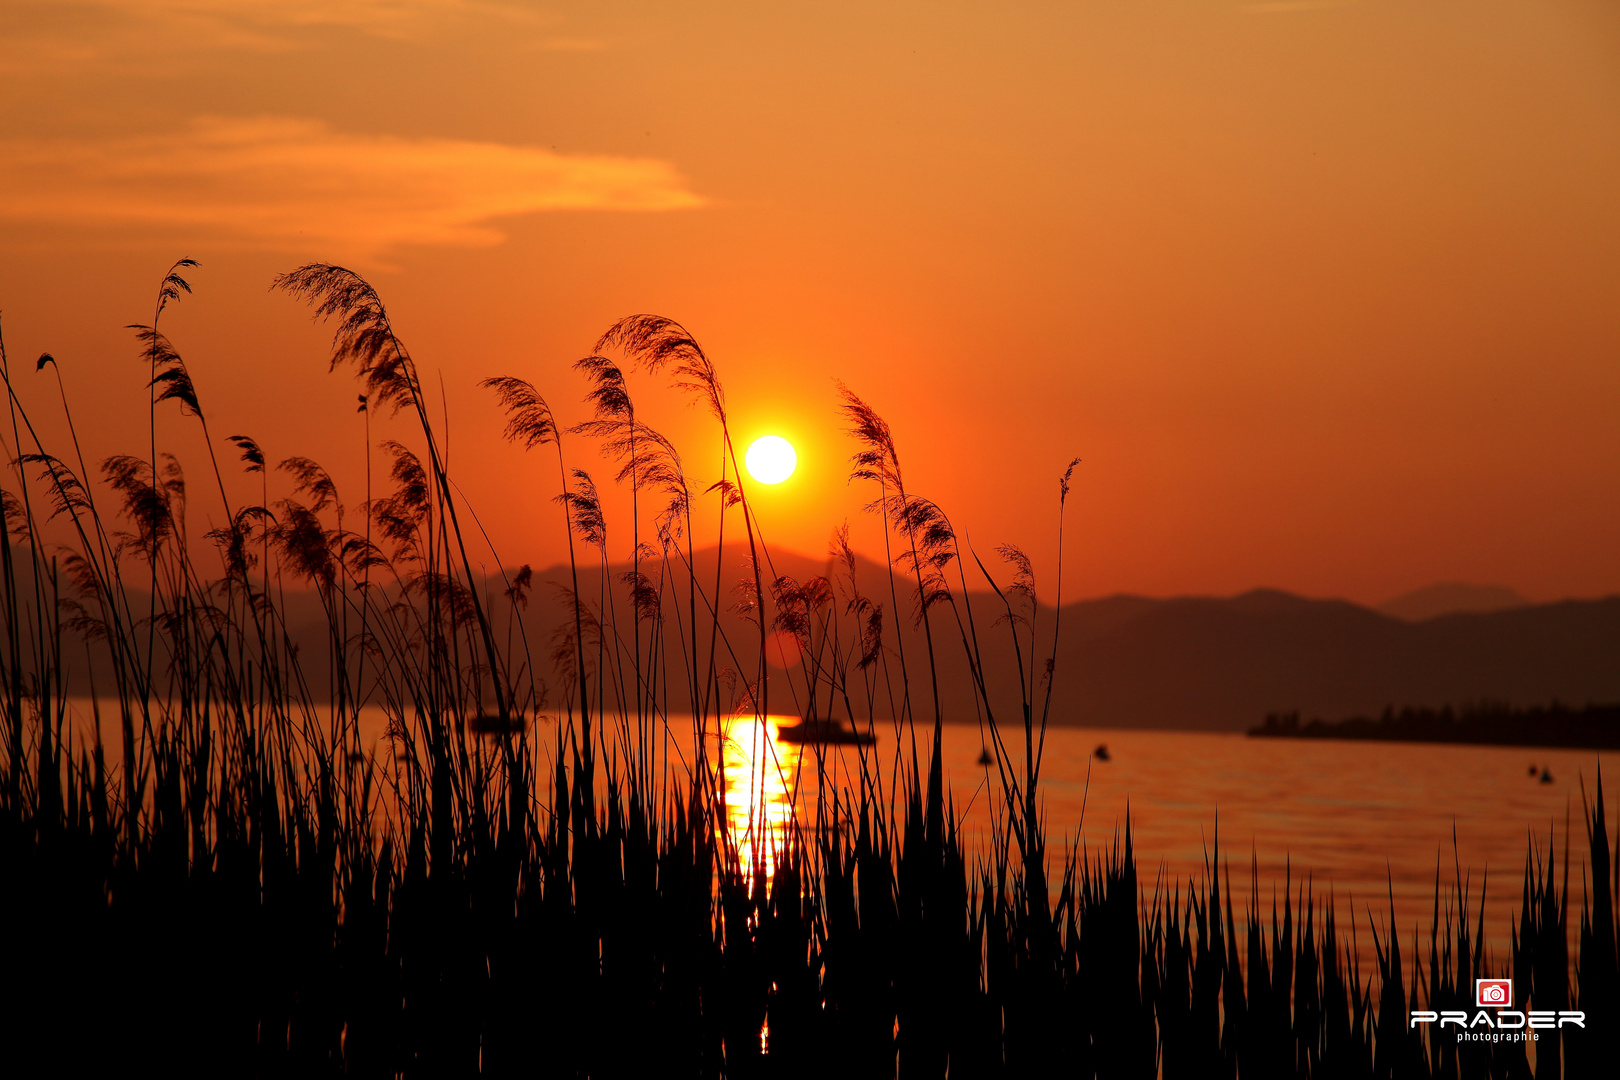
[481, 375, 594, 754]
[275, 263, 510, 723]
[594, 314, 726, 423]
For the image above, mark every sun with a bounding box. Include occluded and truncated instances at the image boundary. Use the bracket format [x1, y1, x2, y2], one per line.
[745, 435, 797, 484]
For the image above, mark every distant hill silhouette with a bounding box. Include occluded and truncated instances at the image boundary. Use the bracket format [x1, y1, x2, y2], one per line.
[481, 548, 1619, 732]
[1046, 588, 1617, 730]
[31, 540, 1617, 734]
[1377, 581, 1528, 622]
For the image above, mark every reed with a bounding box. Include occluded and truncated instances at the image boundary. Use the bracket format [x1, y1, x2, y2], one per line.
[0, 264, 1613, 1077]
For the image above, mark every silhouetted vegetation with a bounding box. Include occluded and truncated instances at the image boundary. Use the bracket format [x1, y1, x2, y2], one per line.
[1252, 702, 1620, 749]
[2, 263, 1616, 1076]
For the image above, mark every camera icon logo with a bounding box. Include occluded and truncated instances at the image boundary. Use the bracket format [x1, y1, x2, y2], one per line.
[1476, 979, 1512, 1007]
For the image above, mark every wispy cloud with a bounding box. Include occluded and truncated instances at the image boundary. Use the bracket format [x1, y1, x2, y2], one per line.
[0, 117, 704, 256]
[0, 0, 590, 72]
[16, 0, 543, 36]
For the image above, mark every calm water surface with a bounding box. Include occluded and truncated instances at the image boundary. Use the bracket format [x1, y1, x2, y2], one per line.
[66, 698, 1609, 966]
[737, 718, 1612, 966]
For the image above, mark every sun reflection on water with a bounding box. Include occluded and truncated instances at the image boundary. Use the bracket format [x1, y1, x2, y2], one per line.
[716, 715, 802, 885]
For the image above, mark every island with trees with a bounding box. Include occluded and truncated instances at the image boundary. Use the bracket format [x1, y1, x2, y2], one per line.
[1249, 702, 1620, 749]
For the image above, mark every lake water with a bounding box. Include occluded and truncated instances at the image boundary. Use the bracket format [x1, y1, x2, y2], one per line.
[61, 697, 1611, 970]
[725, 716, 1613, 971]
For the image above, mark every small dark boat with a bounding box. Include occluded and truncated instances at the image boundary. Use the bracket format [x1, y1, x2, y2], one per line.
[977, 747, 994, 767]
[1093, 744, 1111, 762]
[470, 712, 527, 736]
[1540, 767, 1554, 784]
[776, 718, 875, 746]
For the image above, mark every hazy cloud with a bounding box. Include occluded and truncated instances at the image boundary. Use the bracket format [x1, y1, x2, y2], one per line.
[0, 117, 704, 256]
[16, 0, 544, 35]
[0, 0, 586, 71]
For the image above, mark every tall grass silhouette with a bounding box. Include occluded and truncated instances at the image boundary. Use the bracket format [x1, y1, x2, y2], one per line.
[0, 262, 1614, 1076]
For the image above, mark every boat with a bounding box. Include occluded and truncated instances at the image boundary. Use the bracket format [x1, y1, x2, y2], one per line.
[1093, 743, 1111, 762]
[775, 718, 876, 746]
[469, 711, 527, 736]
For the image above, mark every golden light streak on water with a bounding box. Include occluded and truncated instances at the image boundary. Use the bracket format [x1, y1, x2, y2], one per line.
[716, 715, 802, 887]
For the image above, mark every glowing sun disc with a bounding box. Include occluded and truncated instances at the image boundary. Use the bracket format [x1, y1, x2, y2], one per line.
[745, 435, 797, 484]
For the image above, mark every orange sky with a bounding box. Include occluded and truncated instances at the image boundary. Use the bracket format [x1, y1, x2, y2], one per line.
[0, 0, 1616, 605]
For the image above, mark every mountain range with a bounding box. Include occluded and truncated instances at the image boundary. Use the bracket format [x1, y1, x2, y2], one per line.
[1375, 581, 1528, 622]
[475, 547, 1619, 732]
[31, 541, 1618, 733]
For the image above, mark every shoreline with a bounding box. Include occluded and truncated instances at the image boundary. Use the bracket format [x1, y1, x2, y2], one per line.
[1248, 702, 1620, 749]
